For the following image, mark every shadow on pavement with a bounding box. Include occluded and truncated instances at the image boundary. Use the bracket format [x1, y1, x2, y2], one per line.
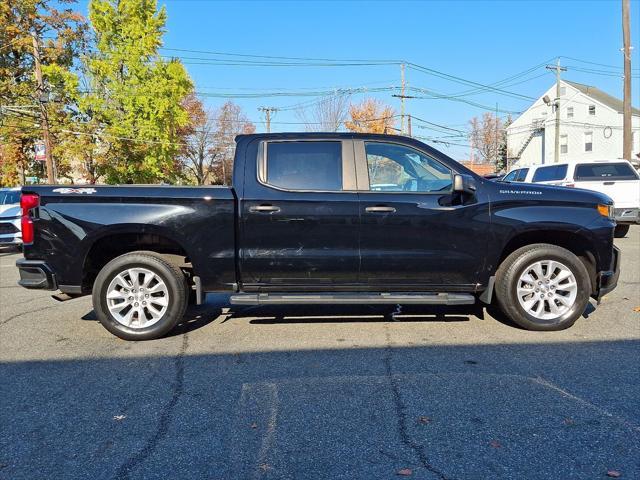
[1, 336, 638, 480]
[81, 292, 599, 335]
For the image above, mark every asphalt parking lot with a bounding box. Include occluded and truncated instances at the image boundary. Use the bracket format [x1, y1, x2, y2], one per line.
[1, 229, 639, 480]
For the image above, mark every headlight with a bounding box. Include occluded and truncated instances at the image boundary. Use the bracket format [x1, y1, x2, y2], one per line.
[597, 204, 614, 219]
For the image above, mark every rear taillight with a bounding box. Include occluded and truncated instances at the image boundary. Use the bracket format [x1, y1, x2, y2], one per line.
[20, 193, 39, 244]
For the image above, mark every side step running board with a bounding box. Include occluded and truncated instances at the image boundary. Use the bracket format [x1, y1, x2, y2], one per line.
[230, 292, 475, 306]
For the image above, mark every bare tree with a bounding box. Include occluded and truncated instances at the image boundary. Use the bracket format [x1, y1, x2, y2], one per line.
[181, 111, 219, 185]
[295, 93, 350, 132]
[211, 101, 256, 185]
[180, 99, 255, 185]
[468, 112, 505, 167]
[179, 94, 219, 185]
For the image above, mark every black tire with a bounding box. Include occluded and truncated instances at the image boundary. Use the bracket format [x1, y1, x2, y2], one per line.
[495, 244, 591, 331]
[92, 251, 188, 340]
[614, 224, 630, 238]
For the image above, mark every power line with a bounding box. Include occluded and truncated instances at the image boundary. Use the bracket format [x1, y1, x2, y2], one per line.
[560, 55, 640, 72]
[158, 46, 538, 102]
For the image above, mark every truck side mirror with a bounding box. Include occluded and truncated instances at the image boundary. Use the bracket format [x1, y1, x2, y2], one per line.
[453, 174, 477, 194]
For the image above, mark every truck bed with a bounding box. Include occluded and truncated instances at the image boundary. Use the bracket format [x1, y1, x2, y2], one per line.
[21, 185, 237, 293]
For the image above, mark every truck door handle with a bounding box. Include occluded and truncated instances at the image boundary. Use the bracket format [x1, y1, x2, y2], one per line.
[249, 204, 281, 213]
[365, 206, 396, 213]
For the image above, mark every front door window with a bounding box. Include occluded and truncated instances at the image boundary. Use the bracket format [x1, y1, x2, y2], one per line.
[365, 142, 452, 192]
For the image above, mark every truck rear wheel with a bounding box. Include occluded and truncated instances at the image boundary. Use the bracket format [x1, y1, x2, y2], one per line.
[495, 244, 591, 331]
[92, 252, 188, 340]
[614, 224, 630, 238]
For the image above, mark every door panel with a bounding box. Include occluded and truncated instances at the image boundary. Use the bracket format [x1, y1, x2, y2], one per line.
[356, 140, 488, 289]
[240, 139, 360, 289]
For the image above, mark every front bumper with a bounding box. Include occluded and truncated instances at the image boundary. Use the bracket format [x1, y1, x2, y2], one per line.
[614, 207, 640, 224]
[16, 259, 58, 290]
[596, 245, 620, 301]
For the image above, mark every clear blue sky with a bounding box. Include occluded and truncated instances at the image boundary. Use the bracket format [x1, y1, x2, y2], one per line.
[77, 0, 640, 160]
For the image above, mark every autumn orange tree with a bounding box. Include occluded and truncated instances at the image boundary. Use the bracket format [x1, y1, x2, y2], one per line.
[0, 0, 87, 186]
[344, 98, 396, 134]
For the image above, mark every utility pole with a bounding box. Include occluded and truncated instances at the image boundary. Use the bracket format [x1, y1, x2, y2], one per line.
[392, 64, 416, 137]
[546, 59, 567, 163]
[258, 107, 277, 133]
[407, 115, 412, 138]
[622, 0, 632, 160]
[495, 102, 499, 170]
[400, 63, 405, 134]
[31, 31, 55, 183]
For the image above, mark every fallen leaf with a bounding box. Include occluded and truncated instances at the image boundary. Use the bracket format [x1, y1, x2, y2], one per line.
[607, 470, 621, 478]
[113, 415, 126, 421]
[563, 418, 574, 425]
[418, 416, 431, 424]
[250, 422, 258, 429]
[397, 468, 413, 476]
[489, 440, 501, 448]
[633, 307, 640, 312]
[258, 463, 272, 472]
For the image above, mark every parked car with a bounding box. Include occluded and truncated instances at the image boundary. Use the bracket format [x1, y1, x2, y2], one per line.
[16, 133, 619, 340]
[502, 159, 640, 238]
[0, 187, 22, 247]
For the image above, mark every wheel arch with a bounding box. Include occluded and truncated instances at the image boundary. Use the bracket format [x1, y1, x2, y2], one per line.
[81, 226, 194, 293]
[498, 229, 598, 294]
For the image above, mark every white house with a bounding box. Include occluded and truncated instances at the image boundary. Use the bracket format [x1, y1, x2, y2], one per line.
[507, 80, 640, 167]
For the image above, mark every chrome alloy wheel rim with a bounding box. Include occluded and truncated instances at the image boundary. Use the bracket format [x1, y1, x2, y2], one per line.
[106, 268, 169, 328]
[516, 260, 578, 321]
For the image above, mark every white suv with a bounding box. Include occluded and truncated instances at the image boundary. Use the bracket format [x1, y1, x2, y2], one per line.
[503, 160, 640, 238]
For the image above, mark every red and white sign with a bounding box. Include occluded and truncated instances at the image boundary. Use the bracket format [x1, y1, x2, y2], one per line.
[34, 142, 46, 162]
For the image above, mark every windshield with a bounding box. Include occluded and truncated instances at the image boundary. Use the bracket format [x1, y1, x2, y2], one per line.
[0, 191, 20, 205]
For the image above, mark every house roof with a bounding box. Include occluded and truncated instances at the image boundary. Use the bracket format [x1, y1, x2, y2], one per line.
[565, 80, 640, 115]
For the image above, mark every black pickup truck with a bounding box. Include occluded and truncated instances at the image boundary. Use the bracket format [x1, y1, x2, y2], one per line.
[16, 133, 620, 340]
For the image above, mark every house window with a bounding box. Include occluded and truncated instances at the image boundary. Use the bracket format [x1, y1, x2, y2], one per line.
[584, 131, 593, 152]
[560, 134, 568, 154]
[560, 87, 566, 96]
[567, 107, 574, 118]
[588, 105, 596, 115]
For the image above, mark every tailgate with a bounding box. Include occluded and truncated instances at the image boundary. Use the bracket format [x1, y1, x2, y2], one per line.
[572, 162, 640, 208]
[574, 180, 640, 207]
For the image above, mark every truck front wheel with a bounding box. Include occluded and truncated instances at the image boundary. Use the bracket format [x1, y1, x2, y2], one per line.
[92, 252, 188, 340]
[495, 244, 591, 331]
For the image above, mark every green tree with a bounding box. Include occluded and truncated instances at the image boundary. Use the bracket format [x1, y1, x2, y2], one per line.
[81, 0, 193, 183]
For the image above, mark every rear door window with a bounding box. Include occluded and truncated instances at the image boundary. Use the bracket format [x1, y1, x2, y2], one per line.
[264, 141, 343, 191]
[532, 164, 568, 182]
[574, 162, 639, 181]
